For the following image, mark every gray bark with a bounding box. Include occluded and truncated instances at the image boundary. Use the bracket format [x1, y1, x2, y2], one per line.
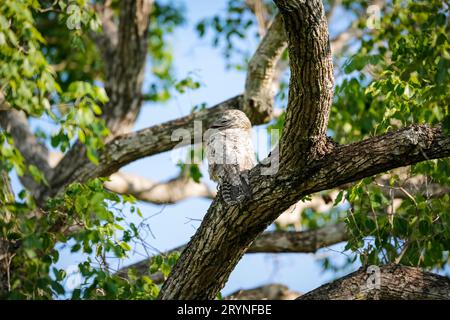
[299, 264, 450, 300]
[0, 107, 51, 196]
[243, 14, 287, 124]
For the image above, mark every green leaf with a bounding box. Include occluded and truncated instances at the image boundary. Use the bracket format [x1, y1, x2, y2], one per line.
[142, 276, 153, 285]
[443, 115, 450, 134]
[119, 242, 131, 251]
[71, 243, 81, 253]
[51, 281, 66, 295]
[334, 191, 344, 206]
[86, 147, 99, 165]
[28, 164, 47, 185]
[161, 263, 171, 277]
[114, 223, 124, 231]
[419, 220, 431, 236]
[189, 164, 202, 183]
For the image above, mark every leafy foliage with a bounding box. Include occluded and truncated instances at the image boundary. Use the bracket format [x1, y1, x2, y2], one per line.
[328, 0, 450, 271]
[0, 175, 173, 299]
[0, 0, 185, 299]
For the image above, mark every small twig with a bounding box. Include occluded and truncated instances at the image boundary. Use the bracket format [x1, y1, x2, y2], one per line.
[38, 0, 59, 13]
[395, 241, 409, 264]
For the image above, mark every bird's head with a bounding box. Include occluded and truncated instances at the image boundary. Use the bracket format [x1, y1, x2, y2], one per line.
[210, 109, 252, 130]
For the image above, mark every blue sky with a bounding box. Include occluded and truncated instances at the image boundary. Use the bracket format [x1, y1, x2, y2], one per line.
[11, 0, 358, 297]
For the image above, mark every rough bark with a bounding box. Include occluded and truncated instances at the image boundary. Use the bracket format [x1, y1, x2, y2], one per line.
[158, 124, 450, 299]
[0, 108, 51, 195]
[248, 222, 347, 253]
[299, 264, 450, 300]
[276, 0, 334, 167]
[243, 14, 287, 124]
[103, 0, 153, 135]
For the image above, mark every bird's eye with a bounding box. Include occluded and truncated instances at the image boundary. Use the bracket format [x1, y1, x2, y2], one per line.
[211, 117, 231, 128]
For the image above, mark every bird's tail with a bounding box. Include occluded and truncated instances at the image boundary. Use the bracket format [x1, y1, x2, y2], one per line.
[221, 171, 252, 205]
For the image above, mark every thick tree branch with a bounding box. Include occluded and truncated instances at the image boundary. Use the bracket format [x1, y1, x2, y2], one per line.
[47, 151, 215, 204]
[40, 95, 241, 202]
[243, 14, 287, 124]
[249, 222, 347, 253]
[0, 107, 51, 195]
[276, 0, 334, 167]
[158, 124, 450, 299]
[103, 0, 153, 135]
[90, 0, 118, 63]
[298, 264, 450, 300]
[104, 171, 216, 204]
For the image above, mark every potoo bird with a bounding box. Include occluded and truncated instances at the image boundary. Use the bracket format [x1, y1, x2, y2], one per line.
[205, 109, 256, 205]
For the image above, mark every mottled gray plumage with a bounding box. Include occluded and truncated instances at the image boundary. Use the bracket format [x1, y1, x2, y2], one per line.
[205, 109, 256, 205]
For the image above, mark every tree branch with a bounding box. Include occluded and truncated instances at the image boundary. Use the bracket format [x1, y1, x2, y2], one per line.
[276, 0, 334, 167]
[90, 0, 118, 63]
[298, 264, 450, 300]
[243, 14, 287, 124]
[0, 107, 51, 195]
[330, 27, 362, 56]
[104, 171, 216, 204]
[158, 124, 450, 299]
[249, 222, 347, 253]
[103, 0, 154, 135]
[40, 95, 241, 202]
